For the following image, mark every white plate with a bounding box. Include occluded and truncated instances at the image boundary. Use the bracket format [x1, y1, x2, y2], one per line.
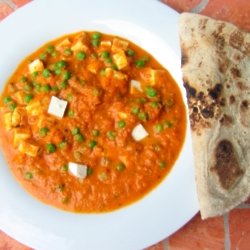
[0, 0, 199, 249]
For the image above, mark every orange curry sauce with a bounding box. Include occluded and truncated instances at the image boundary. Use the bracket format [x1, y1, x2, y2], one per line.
[0, 31, 186, 213]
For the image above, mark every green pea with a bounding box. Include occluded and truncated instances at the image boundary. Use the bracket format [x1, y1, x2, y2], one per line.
[62, 71, 71, 81]
[91, 39, 100, 47]
[116, 162, 126, 172]
[135, 56, 149, 68]
[59, 81, 68, 89]
[76, 51, 86, 61]
[24, 94, 33, 104]
[46, 45, 55, 54]
[138, 112, 148, 121]
[163, 120, 173, 128]
[87, 167, 93, 176]
[151, 101, 160, 108]
[72, 127, 80, 135]
[107, 131, 116, 140]
[159, 161, 167, 169]
[39, 127, 49, 137]
[46, 143, 56, 154]
[67, 110, 74, 117]
[105, 57, 112, 64]
[3, 96, 12, 104]
[118, 120, 126, 128]
[131, 106, 139, 115]
[55, 60, 66, 69]
[39, 53, 47, 60]
[33, 82, 41, 92]
[137, 97, 146, 104]
[58, 141, 67, 149]
[92, 32, 101, 40]
[101, 51, 109, 58]
[146, 86, 157, 98]
[75, 133, 85, 143]
[42, 69, 51, 78]
[89, 140, 97, 149]
[9, 102, 17, 112]
[92, 129, 100, 137]
[21, 76, 28, 82]
[31, 71, 38, 79]
[154, 123, 164, 133]
[126, 49, 135, 57]
[61, 164, 68, 172]
[64, 48, 72, 56]
[112, 64, 118, 71]
[51, 86, 59, 93]
[41, 84, 51, 92]
[23, 84, 32, 92]
[25, 171, 33, 180]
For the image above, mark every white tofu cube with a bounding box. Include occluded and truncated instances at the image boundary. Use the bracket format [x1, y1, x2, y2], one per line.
[28, 59, 44, 74]
[132, 124, 149, 141]
[48, 96, 68, 118]
[68, 162, 88, 179]
[130, 80, 143, 93]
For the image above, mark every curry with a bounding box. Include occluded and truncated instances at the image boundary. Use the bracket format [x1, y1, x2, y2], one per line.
[0, 31, 186, 212]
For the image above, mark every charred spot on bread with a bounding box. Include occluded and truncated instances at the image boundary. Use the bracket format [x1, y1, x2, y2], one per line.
[209, 83, 222, 100]
[211, 139, 243, 190]
[181, 48, 189, 66]
[201, 107, 214, 118]
[229, 95, 236, 104]
[230, 67, 241, 78]
[240, 100, 248, 111]
[184, 82, 196, 98]
[215, 36, 225, 50]
[220, 114, 234, 126]
[229, 30, 244, 50]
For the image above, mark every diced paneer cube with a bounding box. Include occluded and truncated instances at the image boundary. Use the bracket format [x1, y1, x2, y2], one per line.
[71, 40, 88, 52]
[87, 59, 101, 74]
[113, 71, 128, 81]
[12, 91, 25, 105]
[37, 115, 55, 129]
[132, 124, 149, 141]
[104, 68, 113, 78]
[111, 38, 129, 52]
[104, 68, 128, 81]
[28, 59, 44, 74]
[130, 80, 143, 94]
[14, 128, 31, 147]
[26, 101, 43, 116]
[18, 140, 39, 157]
[56, 38, 71, 50]
[118, 112, 128, 119]
[48, 96, 68, 118]
[3, 112, 12, 130]
[100, 40, 112, 49]
[112, 51, 128, 70]
[140, 68, 164, 86]
[11, 107, 24, 127]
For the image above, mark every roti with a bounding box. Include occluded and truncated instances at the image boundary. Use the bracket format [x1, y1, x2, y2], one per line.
[178, 13, 250, 219]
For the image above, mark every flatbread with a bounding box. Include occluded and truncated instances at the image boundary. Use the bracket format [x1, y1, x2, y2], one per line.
[178, 13, 250, 219]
